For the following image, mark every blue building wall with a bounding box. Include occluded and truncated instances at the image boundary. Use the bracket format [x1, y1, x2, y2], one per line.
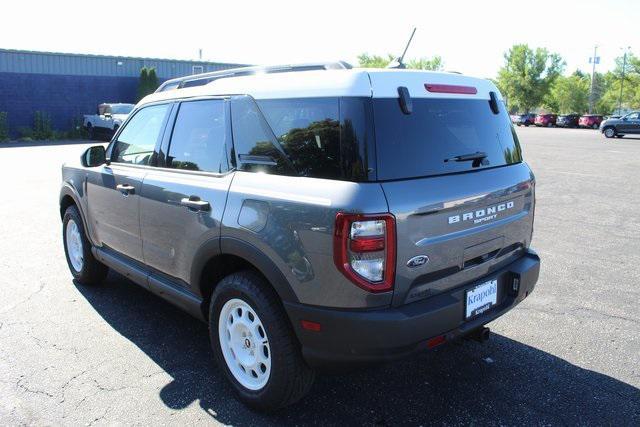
[0, 72, 142, 137]
[0, 49, 245, 138]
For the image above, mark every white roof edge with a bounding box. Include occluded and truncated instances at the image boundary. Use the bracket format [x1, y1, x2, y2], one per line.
[139, 69, 500, 107]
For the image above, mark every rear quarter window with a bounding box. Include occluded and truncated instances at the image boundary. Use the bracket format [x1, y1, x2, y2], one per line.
[257, 98, 370, 181]
[373, 98, 522, 180]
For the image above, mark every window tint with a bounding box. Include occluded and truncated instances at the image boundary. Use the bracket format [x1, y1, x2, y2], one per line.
[113, 104, 170, 165]
[373, 98, 522, 180]
[257, 98, 341, 179]
[166, 100, 228, 173]
[230, 96, 294, 175]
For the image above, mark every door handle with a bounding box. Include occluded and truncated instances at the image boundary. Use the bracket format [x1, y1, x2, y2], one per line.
[116, 184, 135, 195]
[180, 196, 210, 211]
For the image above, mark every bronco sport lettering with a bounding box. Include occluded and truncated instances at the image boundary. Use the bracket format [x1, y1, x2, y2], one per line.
[448, 200, 515, 225]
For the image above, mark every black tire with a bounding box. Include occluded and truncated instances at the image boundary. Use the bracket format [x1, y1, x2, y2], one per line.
[62, 205, 108, 285]
[603, 127, 616, 138]
[209, 271, 315, 411]
[592, 123, 598, 130]
[86, 123, 94, 140]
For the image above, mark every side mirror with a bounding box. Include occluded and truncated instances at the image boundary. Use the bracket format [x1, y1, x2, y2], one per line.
[81, 145, 106, 167]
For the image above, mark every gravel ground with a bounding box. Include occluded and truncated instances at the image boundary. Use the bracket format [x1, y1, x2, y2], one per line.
[0, 128, 638, 425]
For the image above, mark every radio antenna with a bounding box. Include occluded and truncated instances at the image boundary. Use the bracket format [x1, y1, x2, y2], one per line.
[387, 28, 416, 69]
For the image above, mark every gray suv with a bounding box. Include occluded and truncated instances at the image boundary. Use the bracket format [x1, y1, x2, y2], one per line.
[60, 66, 540, 411]
[601, 111, 640, 138]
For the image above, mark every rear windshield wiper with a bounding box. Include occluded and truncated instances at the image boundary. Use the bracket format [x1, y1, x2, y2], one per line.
[444, 151, 488, 167]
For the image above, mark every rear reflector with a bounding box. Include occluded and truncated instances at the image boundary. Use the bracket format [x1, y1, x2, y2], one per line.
[300, 320, 322, 332]
[427, 335, 446, 349]
[425, 84, 477, 95]
[350, 237, 385, 252]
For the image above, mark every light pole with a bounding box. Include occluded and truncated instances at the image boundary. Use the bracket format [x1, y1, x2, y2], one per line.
[617, 46, 630, 114]
[588, 46, 598, 114]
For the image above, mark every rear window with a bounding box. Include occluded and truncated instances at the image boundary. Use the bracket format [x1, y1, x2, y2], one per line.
[373, 98, 522, 180]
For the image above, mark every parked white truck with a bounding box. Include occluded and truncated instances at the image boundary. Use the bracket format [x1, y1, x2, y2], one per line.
[83, 103, 134, 139]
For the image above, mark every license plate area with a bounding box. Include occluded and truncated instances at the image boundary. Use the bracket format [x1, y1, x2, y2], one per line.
[465, 279, 498, 319]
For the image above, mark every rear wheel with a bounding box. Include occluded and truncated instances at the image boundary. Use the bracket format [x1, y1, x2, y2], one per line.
[86, 123, 94, 140]
[592, 123, 599, 130]
[603, 127, 616, 138]
[209, 271, 315, 411]
[62, 205, 108, 285]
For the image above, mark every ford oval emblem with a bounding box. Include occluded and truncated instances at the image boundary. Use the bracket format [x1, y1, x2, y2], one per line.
[407, 255, 429, 268]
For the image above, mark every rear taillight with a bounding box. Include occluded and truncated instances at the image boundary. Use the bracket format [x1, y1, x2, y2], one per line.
[333, 213, 396, 293]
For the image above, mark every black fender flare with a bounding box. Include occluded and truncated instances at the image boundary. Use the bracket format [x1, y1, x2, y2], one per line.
[59, 183, 95, 244]
[189, 236, 299, 304]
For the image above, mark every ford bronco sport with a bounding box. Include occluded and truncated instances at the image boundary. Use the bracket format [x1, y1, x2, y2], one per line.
[60, 64, 540, 411]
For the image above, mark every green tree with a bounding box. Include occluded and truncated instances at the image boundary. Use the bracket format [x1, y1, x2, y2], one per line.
[357, 53, 443, 71]
[137, 67, 159, 101]
[147, 68, 159, 92]
[406, 56, 443, 71]
[595, 52, 640, 114]
[496, 44, 565, 113]
[357, 53, 395, 68]
[544, 72, 590, 114]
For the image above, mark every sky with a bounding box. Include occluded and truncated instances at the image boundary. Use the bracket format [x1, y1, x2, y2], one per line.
[2, 0, 638, 79]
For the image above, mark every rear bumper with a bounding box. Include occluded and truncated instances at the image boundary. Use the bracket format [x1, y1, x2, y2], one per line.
[285, 249, 540, 367]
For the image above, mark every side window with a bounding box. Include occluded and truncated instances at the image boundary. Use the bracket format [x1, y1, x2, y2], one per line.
[112, 104, 170, 165]
[627, 112, 639, 120]
[257, 98, 341, 179]
[230, 96, 294, 175]
[166, 100, 228, 173]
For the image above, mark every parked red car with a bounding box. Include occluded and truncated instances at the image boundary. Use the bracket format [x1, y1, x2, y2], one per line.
[535, 114, 557, 127]
[579, 115, 604, 129]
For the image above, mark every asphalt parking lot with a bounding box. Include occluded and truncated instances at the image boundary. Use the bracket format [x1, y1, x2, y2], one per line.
[0, 127, 638, 426]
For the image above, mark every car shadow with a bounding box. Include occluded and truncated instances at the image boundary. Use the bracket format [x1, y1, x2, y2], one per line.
[76, 272, 640, 426]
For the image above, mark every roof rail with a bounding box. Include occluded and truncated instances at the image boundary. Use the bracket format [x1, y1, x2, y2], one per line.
[154, 61, 353, 93]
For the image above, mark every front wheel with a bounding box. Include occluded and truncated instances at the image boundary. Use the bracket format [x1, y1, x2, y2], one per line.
[603, 127, 616, 138]
[209, 271, 315, 411]
[62, 205, 108, 285]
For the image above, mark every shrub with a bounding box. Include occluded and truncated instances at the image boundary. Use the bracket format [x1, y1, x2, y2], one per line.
[18, 126, 33, 139]
[33, 111, 54, 140]
[67, 116, 88, 139]
[0, 112, 8, 141]
[138, 67, 159, 101]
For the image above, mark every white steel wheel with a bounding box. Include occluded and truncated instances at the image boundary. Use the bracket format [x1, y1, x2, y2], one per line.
[218, 298, 271, 391]
[65, 219, 84, 272]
